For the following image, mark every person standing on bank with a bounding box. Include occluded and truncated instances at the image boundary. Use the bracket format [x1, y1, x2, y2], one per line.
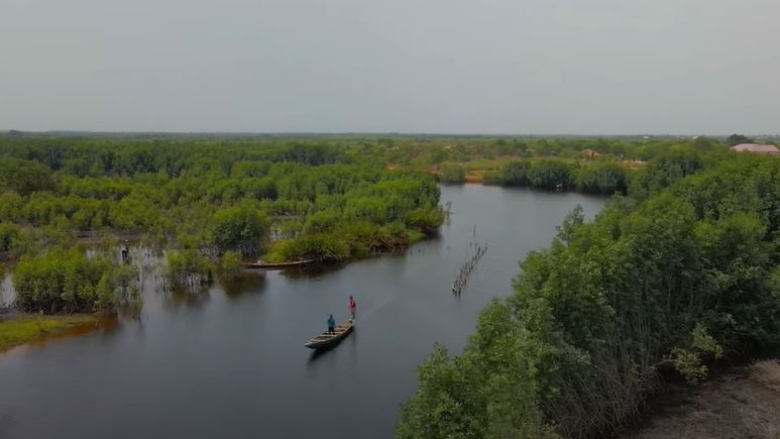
[121, 241, 129, 263]
[348, 296, 356, 320]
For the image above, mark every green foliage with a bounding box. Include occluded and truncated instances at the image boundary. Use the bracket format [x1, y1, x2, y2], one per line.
[526, 159, 574, 190]
[482, 159, 630, 194]
[0, 222, 35, 259]
[0, 137, 446, 265]
[275, 234, 351, 262]
[398, 301, 560, 439]
[496, 161, 531, 186]
[12, 246, 140, 316]
[262, 172, 443, 262]
[400, 154, 780, 439]
[209, 204, 270, 257]
[484, 159, 576, 190]
[726, 133, 753, 146]
[0, 135, 735, 264]
[2, 134, 743, 325]
[164, 249, 211, 290]
[574, 162, 629, 194]
[629, 150, 708, 198]
[217, 250, 244, 282]
[404, 207, 445, 233]
[438, 163, 466, 184]
[671, 324, 724, 385]
[0, 157, 56, 195]
[554, 205, 584, 243]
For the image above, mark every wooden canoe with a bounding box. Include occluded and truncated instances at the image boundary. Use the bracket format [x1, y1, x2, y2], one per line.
[304, 319, 354, 349]
[243, 259, 315, 269]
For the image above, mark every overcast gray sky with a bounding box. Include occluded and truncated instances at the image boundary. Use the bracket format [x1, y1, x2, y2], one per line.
[1, 0, 778, 134]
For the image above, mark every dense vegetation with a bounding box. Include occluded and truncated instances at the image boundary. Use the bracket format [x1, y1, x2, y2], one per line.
[0, 137, 445, 267]
[0, 133, 774, 328]
[376, 134, 741, 196]
[0, 135, 447, 314]
[3, 132, 779, 430]
[13, 246, 141, 316]
[482, 159, 632, 194]
[398, 151, 780, 439]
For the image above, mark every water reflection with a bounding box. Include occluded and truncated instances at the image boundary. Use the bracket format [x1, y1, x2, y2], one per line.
[349, 324, 358, 364]
[278, 262, 348, 280]
[0, 406, 16, 437]
[307, 346, 333, 364]
[277, 249, 422, 281]
[221, 272, 268, 298]
[162, 287, 212, 310]
[20, 317, 121, 352]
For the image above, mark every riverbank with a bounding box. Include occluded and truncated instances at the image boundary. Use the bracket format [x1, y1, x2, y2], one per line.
[620, 360, 780, 439]
[411, 156, 641, 195]
[0, 312, 97, 353]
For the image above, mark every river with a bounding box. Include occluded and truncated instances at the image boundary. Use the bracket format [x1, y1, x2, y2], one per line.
[0, 185, 605, 439]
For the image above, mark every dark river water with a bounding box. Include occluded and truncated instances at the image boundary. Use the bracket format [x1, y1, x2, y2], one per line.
[0, 185, 605, 439]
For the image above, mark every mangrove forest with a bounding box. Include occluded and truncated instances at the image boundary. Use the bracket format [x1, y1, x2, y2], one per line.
[397, 144, 780, 439]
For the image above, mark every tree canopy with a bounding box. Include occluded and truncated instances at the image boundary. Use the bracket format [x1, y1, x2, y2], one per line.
[398, 152, 780, 439]
[0, 137, 446, 267]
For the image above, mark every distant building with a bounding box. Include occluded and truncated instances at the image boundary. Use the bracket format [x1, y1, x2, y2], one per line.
[729, 143, 780, 155]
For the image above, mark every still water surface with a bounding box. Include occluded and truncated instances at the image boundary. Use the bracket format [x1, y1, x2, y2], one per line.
[0, 185, 604, 439]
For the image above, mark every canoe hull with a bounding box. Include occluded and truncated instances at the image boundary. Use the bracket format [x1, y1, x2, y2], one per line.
[304, 319, 354, 349]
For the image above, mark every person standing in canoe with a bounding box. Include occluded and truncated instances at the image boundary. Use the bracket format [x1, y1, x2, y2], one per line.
[327, 314, 335, 334]
[348, 296, 356, 320]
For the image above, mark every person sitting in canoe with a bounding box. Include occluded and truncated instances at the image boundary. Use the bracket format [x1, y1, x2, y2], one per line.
[348, 296, 356, 320]
[327, 314, 335, 334]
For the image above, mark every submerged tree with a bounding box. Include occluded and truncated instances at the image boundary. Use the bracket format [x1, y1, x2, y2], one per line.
[13, 246, 141, 316]
[163, 249, 212, 292]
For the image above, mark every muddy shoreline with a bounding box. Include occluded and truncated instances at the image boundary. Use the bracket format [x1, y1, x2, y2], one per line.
[618, 359, 780, 439]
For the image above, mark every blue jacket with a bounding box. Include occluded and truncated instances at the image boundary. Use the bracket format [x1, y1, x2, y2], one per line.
[327, 316, 335, 327]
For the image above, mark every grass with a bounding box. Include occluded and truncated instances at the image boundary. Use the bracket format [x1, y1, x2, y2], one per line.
[0, 313, 97, 353]
[407, 229, 427, 244]
[260, 241, 289, 263]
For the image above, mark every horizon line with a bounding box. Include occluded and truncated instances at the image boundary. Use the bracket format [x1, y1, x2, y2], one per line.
[4, 129, 778, 138]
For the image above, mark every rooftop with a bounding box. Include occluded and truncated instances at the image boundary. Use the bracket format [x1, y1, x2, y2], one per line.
[729, 143, 780, 154]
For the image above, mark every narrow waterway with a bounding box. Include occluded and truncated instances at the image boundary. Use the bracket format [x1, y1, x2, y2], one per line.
[0, 185, 605, 439]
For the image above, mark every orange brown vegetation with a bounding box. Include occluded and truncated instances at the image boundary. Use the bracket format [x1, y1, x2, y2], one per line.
[464, 172, 484, 183]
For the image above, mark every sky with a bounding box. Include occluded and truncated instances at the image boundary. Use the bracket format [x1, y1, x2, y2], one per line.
[1, 0, 779, 135]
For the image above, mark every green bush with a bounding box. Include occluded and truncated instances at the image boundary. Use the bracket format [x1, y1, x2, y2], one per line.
[164, 249, 211, 290]
[399, 155, 780, 439]
[13, 246, 140, 315]
[209, 204, 270, 257]
[0, 222, 34, 259]
[217, 250, 244, 282]
[438, 163, 466, 184]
